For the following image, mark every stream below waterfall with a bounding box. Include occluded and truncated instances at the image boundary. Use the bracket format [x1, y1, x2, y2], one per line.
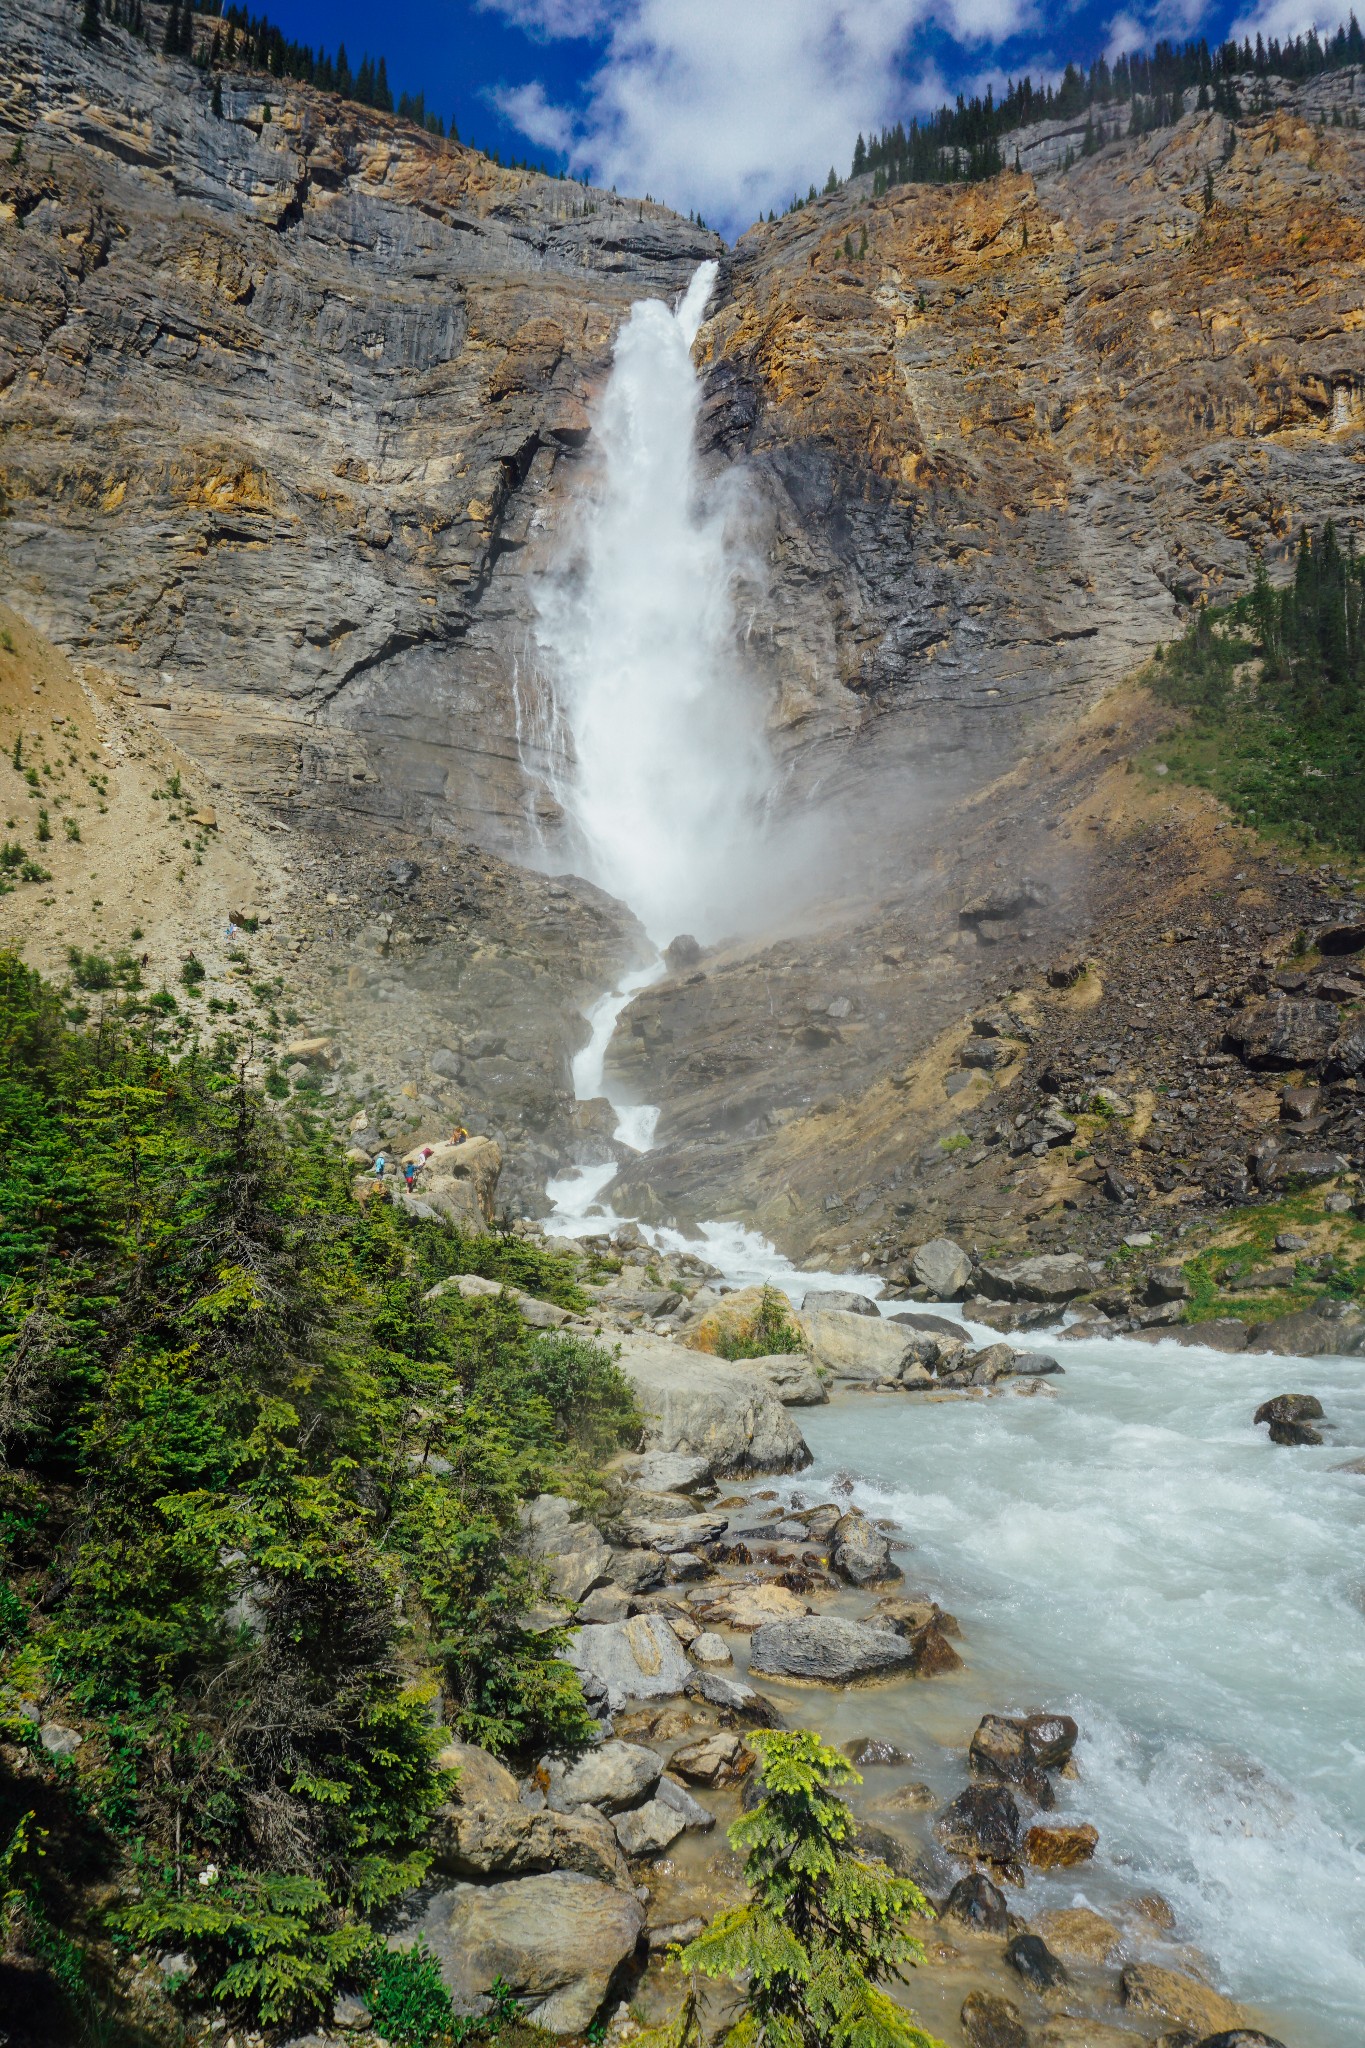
[521, 265, 1365, 2045]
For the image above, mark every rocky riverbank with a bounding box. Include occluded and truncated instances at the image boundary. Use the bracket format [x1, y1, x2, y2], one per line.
[265, 1187, 1297, 2048]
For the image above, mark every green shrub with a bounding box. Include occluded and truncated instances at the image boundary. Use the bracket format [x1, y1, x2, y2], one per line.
[0, 951, 640, 2030]
[180, 951, 206, 988]
[364, 1942, 456, 2046]
[714, 1283, 805, 1360]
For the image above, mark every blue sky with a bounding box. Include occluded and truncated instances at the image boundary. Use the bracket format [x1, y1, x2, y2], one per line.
[265, 0, 1349, 235]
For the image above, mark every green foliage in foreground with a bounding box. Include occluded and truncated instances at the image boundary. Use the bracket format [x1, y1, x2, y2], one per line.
[713, 1284, 806, 1360]
[1150, 523, 1365, 856]
[638, 1730, 941, 2048]
[0, 952, 640, 2032]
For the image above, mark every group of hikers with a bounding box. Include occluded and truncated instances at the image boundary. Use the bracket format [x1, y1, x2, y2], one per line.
[372, 1126, 469, 1190]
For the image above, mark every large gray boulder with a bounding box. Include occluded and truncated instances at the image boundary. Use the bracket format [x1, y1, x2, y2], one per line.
[547, 1740, 661, 1815]
[614, 1335, 810, 1475]
[910, 1238, 973, 1300]
[800, 1310, 931, 1384]
[749, 1617, 921, 1684]
[745, 1353, 828, 1405]
[974, 1254, 1093, 1303]
[565, 1615, 692, 1711]
[430, 1742, 625, 1886]
[801, 1288, 879, 1316]
[612, 1796, 688, 1859]
[408, 1873, 644, 2034]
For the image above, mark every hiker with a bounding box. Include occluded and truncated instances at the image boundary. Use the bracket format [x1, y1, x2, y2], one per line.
[402, 1160, 418, 1191]
[450, 1125, 469, 1146]
[372, 1152, 386, 1178]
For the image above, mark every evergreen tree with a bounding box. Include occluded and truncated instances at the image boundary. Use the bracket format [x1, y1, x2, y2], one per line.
[211, 71, 222, 116]
[80, 0, 102, 39]
[162, 0, 180, 52]
[852, 132, 867, 176]
[637, 1731, 939, 2048]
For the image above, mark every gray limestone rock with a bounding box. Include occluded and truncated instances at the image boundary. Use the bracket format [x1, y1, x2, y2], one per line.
[566, 1616, 692, 1712]
[748, 1617, 920, 1684]
[910, 1237, 973, 1300]
[614, 1336, 810, 1475]
[612, 1796, 688, 1858]
[407, 1873, 644, 2034]
[546, 1741, 661, 1815]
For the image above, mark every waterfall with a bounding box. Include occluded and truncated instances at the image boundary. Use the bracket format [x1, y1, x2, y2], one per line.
[531, 260, 775, 947]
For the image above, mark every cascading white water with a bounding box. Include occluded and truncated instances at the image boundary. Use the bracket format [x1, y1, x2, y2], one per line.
[532, 260, 774, 948]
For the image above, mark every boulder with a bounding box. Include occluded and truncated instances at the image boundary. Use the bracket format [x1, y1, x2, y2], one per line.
[605, 1548, 666, 1594]
[416, 1136, 503, 1228]
[801, 1288, 879, 1316]
[628, 1451, 711, 1494]
[547, 1741, 661, 1815]
[1247, 1312, 1343, 1357]
[1253, 1392, 1324, 1428]
[1266, 1417, 1324, 1446]
[578, 1585, 631, 1625]
[830, 1511, 902, 1587]
[974, 1255, 1093, 1303]
[408, 1873, 643, 2034]
[749, 1617, 920, 1684]
[868, 1598, 963, 1675]
[1224, 999, 1340, 1070]
[938, 1872, 1009, 1936]
[430, 1793, 624, 1887]
[1120, 1964, 1253, 2035]
[1032, 1907, 1122, 1965]
[960, 1992, 1029, 2048]
[1005, 1933, 1068, 1991]
[614, 1335, 810, 1476]
[689, 1631, 732, 1667]
[541, 1524, 615, 1605]
[1024, 1822, 1098, 1869]
[843, 1738, 912, 1768]
[800, 1309, 929, 1384]
[667, 1733, 752, 1787]
[869, 1781, 936, 1814]
[684, 1668, 782, 1722]
[934, 1784, 1022, 1865]
[743, 1353, 828, 1405]
[1195, 2035, 1287, 2048]
[910, 1238, 973, 1300]
[566, 1616, 692, 1712]
[654, 1777, 715, 1831]
[612, 1797, 687, 1859]
[1144, 1264, 1192, 1304]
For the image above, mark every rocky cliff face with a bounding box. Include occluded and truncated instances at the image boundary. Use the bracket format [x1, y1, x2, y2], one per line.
[5, 0, 1365, 1242]
[0, 0, 717, 854]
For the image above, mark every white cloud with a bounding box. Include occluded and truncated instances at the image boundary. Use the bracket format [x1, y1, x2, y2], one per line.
[480, 0, 1038, 233]
[1227, 0, 1347, 39]
[479, 0, 612, 38]
[492, 79, 577, 151]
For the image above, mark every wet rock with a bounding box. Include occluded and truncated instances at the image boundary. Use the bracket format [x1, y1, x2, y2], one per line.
[1253, 1392, 1324, 1427]
[612, 1796, 687, 1859]
[910, 1238, 973, 1300]
[791, 1502, 843, 1540]
[684, 1669, 784, 1724]
[646, 1916, 706, 1951]
[1035, 2026, 1134, 2048]
[830, 1510, 902, 1587]
[1024, 1821, 1098, 1869]
[801, 1288, 879, 1316]
[1005, 1933, 1068, 1990]
[547, 1741, 661, 1815]
[566, 1616, 692, 1712]
[749, 1617, 920, 1684]
[868, 1598, 963, 1674]
[1120, 1964, 1254, 2035]
[1032, 1906, 1122, 1964]
[1266, 1417, 1324, 1445]
[938, 1872, 1010, 1935]
[408, 1873, 644, 2035]
[655, 1776, 715, 1831]
[667, 1733, 752, 1787]
[975, 1254, 1093, 1303]
[615, 1335, 810, 1476]
[1021, 1712, 1079, 1769]
[934, 1784, 1022, 1865]
[1194, 2034, 1289, 2048]
[960, 1991, 1029, 2048]
[869, 1780, 936, 1814]
[851, 1818, 917, 1876]
[968, 1712, 1076, 1803]
[1136, 1318, 1249, 1352]
[843, 1737, 912, 1767]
